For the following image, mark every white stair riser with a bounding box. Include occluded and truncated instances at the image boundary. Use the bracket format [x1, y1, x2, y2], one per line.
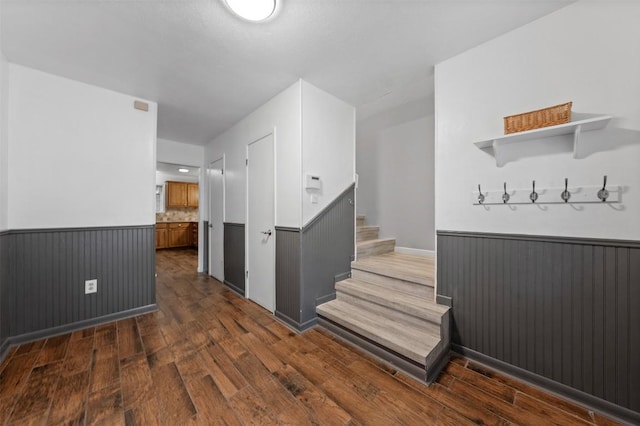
[357, 239, 395, 257]
[351, 269, 434, 300]
[336, 285, 444, 325]
[336, 292, 441, 331]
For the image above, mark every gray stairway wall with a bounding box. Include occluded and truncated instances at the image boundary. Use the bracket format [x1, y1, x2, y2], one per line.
[276, 184, 355, 330]
[223, 223, 245, 295]
[0, 225, 156, 360]
[437, 230, 640, 424]
[300, 185, 355, 327]
[275, 227, 301, 327]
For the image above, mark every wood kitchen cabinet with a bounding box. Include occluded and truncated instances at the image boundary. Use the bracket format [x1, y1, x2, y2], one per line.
[187, 183, 199, 207]
[156, 222, 192, 249]
[191, 222, 198, 248]
[166, 181, 199, 208]
[156, 223, 169, 249]
[168, 222, 190, 247]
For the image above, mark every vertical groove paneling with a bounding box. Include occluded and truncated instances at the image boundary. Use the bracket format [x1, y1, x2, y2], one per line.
[300, 186, 355, 325]
[0, 226, 155, 341]
[272, 185, 354, 331]
[593, 246, 605, 399]
[629, 249, 640, 412]
[616, 248, 629, 408]
[223, 223, 245, 295]
[437, 230, 640, 415]
[0, 232, 9, 347]
[275, 228, 301, 324]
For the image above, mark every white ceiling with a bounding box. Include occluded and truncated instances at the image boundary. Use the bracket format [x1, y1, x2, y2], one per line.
[1, 0, 573, 146]
[156, 161, 200, 179]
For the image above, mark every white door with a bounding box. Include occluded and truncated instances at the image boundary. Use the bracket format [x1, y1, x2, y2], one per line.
[247, 134, 275, 312]
[208, 157, 224, 282]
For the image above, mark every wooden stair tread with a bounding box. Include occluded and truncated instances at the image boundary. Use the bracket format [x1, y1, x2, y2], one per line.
[352, 252, 434, 286]
[316, 299, 441, 364]
[336, 279, 449, 322]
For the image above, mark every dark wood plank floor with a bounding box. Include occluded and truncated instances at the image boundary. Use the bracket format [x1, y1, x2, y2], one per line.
[0, 248, 621, 425]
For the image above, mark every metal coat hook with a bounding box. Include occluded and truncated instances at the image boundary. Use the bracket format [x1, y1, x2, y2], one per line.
[530, 180, 538, 203]
[477, 184, 485, 204]
[561, 178, 571, 203]
[502, 182, 510, 204]
[597, 175, 609, 202]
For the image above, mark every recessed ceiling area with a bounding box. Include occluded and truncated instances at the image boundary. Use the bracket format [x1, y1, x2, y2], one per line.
[1, 1, 574, 145]
[157, 162, 200, 181]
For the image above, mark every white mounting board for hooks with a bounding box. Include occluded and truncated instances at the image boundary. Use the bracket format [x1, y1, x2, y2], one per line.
[472, 184, 621, 205]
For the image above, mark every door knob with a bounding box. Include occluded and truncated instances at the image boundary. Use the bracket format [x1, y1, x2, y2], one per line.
[261, 229, 272, 236]
[208, 224, 213, 228]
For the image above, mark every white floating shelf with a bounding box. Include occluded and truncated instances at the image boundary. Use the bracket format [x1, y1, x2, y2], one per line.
[472, 184, 620, 206]
[474, 115, 612, 167]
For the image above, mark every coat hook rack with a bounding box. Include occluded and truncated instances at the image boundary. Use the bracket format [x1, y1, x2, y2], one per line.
[597, 175, 609, 202]
[530, 180, 538, 203]
[502, 182, 510, 204]
[561, 178, 571, 203]
[472, 177, 621, 205]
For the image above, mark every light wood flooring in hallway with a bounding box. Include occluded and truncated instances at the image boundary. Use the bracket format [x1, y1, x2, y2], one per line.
[0, 248, 620, 425]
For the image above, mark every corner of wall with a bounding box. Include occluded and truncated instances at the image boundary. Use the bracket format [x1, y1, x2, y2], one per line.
[300, 81, 356, 225]
[0, 3, 8, 351]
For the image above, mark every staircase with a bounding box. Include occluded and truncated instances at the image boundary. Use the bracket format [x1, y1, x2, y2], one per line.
[316, 215, 451, 383]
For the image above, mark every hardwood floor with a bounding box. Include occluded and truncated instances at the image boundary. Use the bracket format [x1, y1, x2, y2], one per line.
[0, 248, 620, 425]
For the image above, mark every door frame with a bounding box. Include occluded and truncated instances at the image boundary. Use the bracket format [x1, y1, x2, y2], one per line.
[245, 129, 277, 310]
[208, 155, 225, 281]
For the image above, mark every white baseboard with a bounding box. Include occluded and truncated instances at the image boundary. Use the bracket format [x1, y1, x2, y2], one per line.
[394, 247, 435, 257]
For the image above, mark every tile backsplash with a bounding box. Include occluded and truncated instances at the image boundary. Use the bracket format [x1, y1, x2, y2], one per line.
[156, 207, 198, 222]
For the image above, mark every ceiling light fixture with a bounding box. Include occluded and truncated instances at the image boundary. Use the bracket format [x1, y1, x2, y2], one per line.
[225, 0, 277, 22]
[178, 168, 189, 173]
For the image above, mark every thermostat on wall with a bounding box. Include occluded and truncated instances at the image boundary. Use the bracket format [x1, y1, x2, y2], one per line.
[305, 174, 321, 189]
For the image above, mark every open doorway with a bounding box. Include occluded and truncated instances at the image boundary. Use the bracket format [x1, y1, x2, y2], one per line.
[155, 162, 201, 271]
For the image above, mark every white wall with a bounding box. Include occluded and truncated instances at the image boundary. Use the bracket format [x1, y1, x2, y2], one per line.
[155, 171, 198, 186]
[8, 64, 157, 229]
[435, 1, 640, 241]
[301, 81, 355, 224]
[205, 80, 302, 227]
[157, 138, 204, 168]
[356, 98, 436, 250]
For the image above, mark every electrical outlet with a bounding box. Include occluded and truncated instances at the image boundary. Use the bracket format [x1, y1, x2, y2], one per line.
[85, 279, 97, 294]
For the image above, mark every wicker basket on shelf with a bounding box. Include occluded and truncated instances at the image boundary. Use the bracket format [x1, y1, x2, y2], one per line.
[503, 102, 572, 134]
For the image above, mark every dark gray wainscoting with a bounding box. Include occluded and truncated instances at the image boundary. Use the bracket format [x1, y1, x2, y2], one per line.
[0, 225, 156, 361]
[0, 231, 8, 355]
[223, 223, 245, 295]
[276, 185, 355, 331]
[437, 230, 640, 423]
[275, 227, 301, 328]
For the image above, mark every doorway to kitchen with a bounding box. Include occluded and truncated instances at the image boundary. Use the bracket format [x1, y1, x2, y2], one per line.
[155, 162, 201, 271]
